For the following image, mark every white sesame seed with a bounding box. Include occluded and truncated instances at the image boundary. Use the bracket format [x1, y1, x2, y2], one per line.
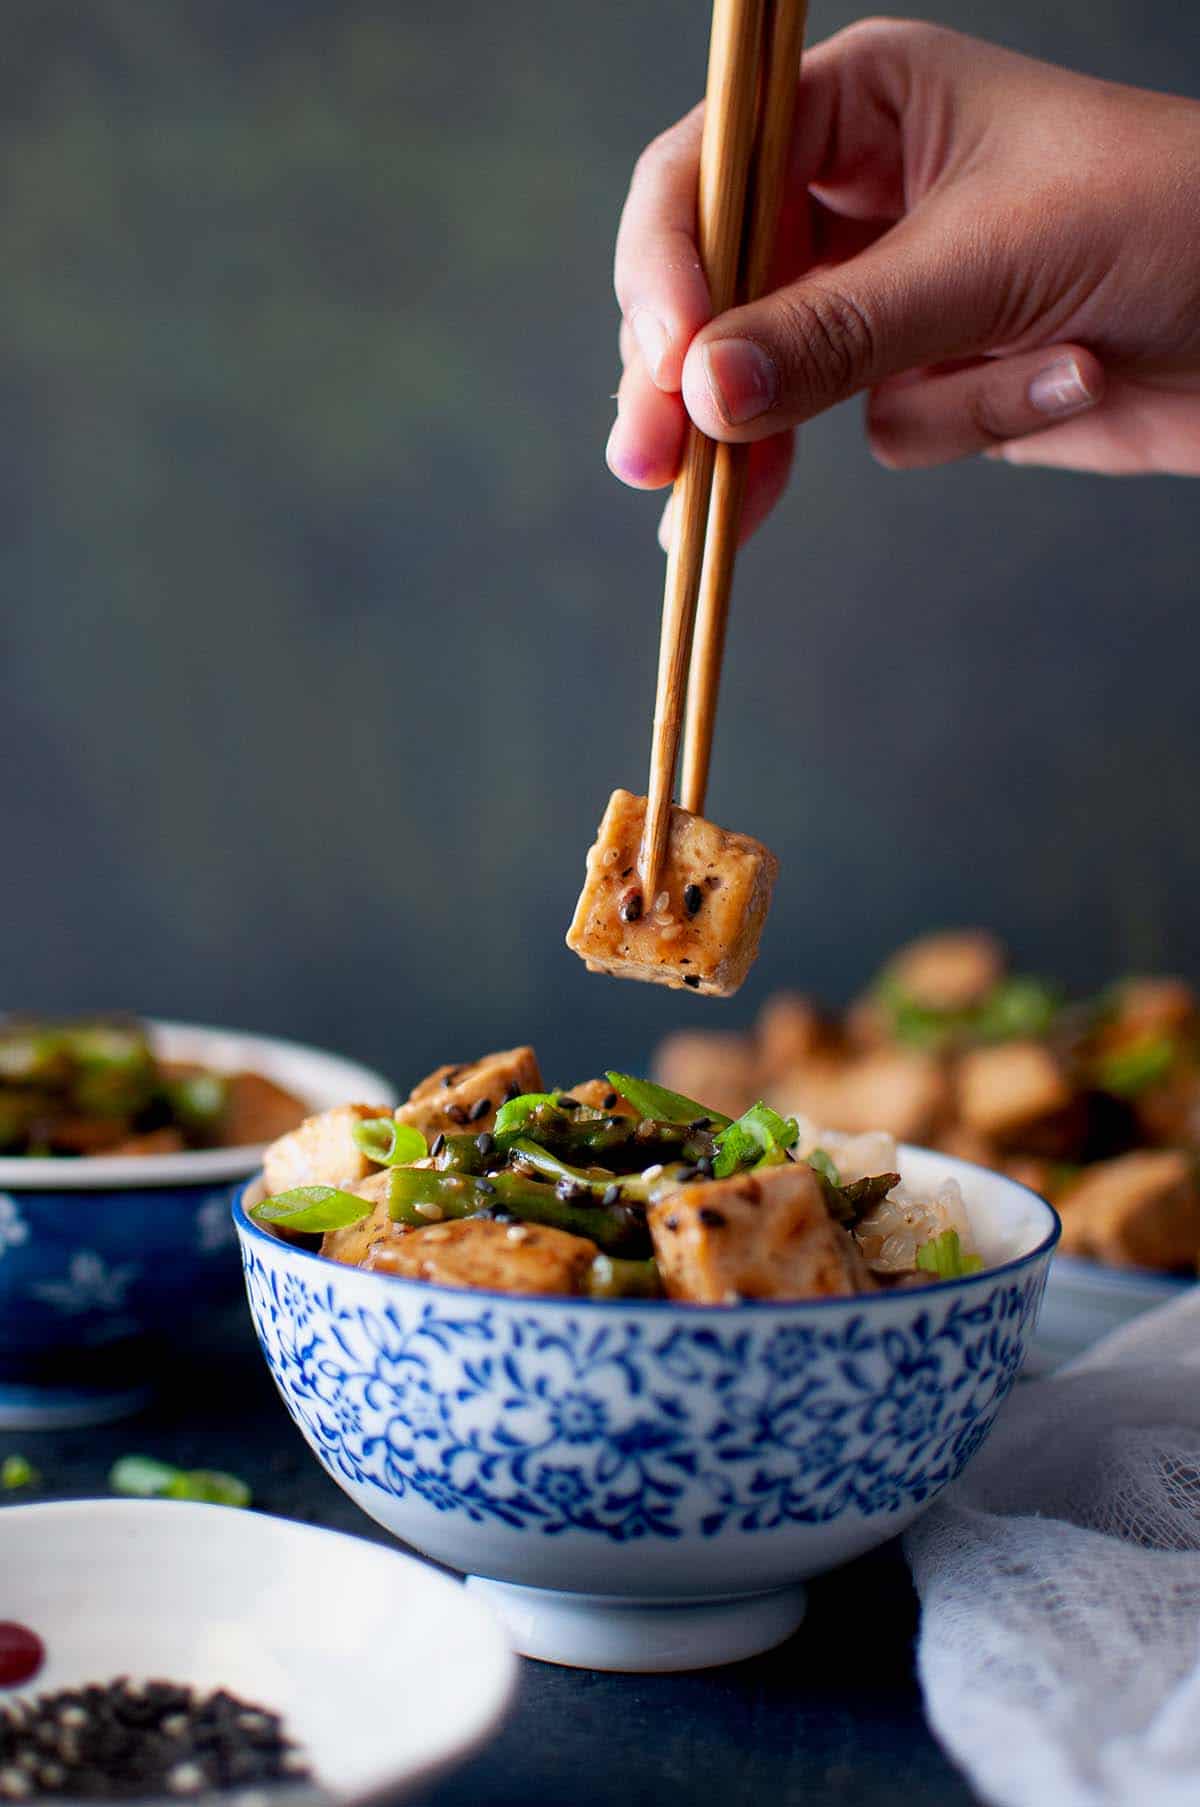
[57, 1707, 87, 1729]
[601, 846, 621, 866]
[0, 1766, 32, 1798]
[643, 1163, 664, 1183]
[653, 890, 670, 914]
[414, 1200, 445, 1221]
[167, 1762, 206, 1794]
[163, 1713, 189, 1736]
[506, 1225, 531, 1244]
[659, 924, 681, 941]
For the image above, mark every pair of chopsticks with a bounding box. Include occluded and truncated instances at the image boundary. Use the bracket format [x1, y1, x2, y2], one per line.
[638, 0, 808, 905]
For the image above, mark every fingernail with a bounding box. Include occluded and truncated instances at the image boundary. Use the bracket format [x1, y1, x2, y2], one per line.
[631, 310, 670, 383]
[605, 419, 650, 485]
[1029, 355, 1096, 418]
[703, 338, 777, 425]
[657, 495, 674, 552]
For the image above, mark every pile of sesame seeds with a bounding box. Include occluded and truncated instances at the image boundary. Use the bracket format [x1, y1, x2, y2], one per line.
[0, 1681, 308, 1800]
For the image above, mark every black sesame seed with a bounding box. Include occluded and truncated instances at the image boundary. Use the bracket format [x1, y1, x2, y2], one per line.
[475, 1178, 497, 1197]
[683, 882, 703, 915]
[445, 1103, 467, 1125]
[675, 1165, 699, 1183]
[602, 1091, 618, 1110]
[618, 889, 643, 924]
[475, 1132, 494, 1156]
[687, 1117, 711, 1132]
[442, 1068, 462, 1089]
[601, 1184, 621, 1207]
[696, 1156, 714, 1178]
[429, 1132, 445, 1157]
[683, 974, 701, 989]
[467, 1097, 491, 1122]
[557, 1095, 581, 1110]
[620, 866, 633, 878]
[664, 1213, 680, 1231]
[699, 1207, 727, 1229]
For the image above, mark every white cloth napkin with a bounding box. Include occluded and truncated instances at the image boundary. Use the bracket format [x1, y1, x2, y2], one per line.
[905, 1290, 1200, 1807]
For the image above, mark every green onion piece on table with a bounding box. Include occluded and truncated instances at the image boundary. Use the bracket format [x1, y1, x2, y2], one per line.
[110, 1454, 251, 1508]
[1, 1454, 40, 1491]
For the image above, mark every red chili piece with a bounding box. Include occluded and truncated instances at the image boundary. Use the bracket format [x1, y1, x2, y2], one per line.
[0, 1621, 45, 1688]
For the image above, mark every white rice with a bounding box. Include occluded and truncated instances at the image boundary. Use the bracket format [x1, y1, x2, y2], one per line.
[792, 1113, 976, 1275]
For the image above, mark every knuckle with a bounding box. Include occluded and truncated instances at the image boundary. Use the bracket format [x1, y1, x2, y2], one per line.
[773, 285, 877, 410]
[964, 382, 1014, 447]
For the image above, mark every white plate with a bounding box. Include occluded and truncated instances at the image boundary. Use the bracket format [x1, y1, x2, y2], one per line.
[1033, 1253, 1192, 1368]
[0, 1501, 515, 1802]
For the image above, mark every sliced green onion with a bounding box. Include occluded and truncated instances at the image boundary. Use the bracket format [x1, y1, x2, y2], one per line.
[712, 1102, 799, 1178]
[352, 1117, 428, 1168]
[110, 1454, 251, 1508]
[250, 1185, 372, 1233]
[1, 1453, 40, 1491]
[604, 1072, 731, 1129]
[1093, 1035, 1177, 1097]
[493, 1093, 570, 1138]
[806, 1147, 841, 1186]
[915, 1228, 983, 1279]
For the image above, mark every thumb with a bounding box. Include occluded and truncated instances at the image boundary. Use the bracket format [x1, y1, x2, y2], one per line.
[680, 219, 1004, 440]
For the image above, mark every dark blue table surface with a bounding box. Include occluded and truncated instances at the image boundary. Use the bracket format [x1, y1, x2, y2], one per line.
[5, 1308, 980, 1807]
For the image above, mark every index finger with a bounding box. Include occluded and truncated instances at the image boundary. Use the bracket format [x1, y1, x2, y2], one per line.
[614, 104, 712, 392]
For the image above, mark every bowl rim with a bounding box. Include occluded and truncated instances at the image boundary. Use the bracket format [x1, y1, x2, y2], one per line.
[0, 1020, 396, 1192]
[233, 1145, 1062, 1313]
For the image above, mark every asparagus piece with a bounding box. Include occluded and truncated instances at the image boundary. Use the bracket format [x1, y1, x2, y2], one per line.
[385, 1167, 652, 1256]
[499, 1106, 715, 1170]
[586, 1255, 663, 1299]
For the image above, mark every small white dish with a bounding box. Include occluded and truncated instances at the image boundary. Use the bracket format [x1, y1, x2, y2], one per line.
[0, 1501, 515, 1802]
[1033, 1254, 1192, 1368]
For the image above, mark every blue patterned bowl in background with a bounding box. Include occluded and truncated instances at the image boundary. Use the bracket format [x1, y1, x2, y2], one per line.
[0, 1022, 394, 1429]
[236, 1149, 1059, 1672]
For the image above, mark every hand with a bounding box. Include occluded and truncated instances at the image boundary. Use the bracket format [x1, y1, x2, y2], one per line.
[606, 20, 1200, 542]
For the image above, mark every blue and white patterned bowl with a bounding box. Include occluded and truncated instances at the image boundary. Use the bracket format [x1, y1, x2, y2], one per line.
[236, 1148, 1058, 1671]
[0, 1022, 395, 1430]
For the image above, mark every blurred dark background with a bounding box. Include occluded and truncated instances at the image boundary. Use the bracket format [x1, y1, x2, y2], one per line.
[2, 0, 1195, 1092]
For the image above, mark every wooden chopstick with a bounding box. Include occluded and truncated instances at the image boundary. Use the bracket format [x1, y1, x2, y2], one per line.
[638, 0, 766, 907]
[680, 0, 808, 817]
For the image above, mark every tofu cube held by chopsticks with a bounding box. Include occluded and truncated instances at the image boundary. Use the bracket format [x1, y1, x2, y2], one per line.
[565, 789, 778, 997]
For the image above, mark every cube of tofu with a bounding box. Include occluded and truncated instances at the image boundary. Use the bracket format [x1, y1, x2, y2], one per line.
[565, 1078, 639, 1115]
[652, 1030, 758, 1121]
[956, 1042, 1073, 1140]
[394, 1046, 542, 1139]
[222, 1071, 309, 1147]
[1057, 1150, 1200, 1270]
[755, 993, 830, 1078]
[776, 1048, 948, 1143]
[363, 1217, 598, 1295]
[320, 1169, 405, 1268]
[648, 1163, 874, 1302]
[1107, 976, 1196, 1041]
[886, 929, 1006, 1013]
[566, 790, 778, 997]
[263, 1101, 386, 1197]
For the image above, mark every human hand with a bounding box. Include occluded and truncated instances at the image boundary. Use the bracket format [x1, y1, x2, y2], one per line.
[606, 20, 1200, 542]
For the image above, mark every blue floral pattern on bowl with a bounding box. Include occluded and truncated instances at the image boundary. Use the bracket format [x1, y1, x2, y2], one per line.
[241, 1226, 1049, 1546]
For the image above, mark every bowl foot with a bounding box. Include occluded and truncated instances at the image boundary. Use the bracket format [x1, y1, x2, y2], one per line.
[0, 1381, 154, 1431]
[465, 1577, 807, 1672]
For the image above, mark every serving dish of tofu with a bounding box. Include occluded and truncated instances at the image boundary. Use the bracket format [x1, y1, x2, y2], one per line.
[652, 929, 1200, 1279]
[249, 1044, 998, 1302]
